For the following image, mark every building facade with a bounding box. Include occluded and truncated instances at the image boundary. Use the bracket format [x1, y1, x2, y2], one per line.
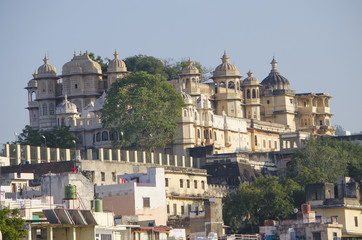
[26, 51, 335, 156]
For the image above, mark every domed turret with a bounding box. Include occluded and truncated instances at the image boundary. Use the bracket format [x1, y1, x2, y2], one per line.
[62, 51, 102, 75]
[107, 50, 127, 73]
[181, 58, 200, 75]
[213, 51, 240, 78]
[242, 70, 260, 86]
[37, 56, 57, 77]
[261, 57, 290, 90]
[56, 93, 78, 114]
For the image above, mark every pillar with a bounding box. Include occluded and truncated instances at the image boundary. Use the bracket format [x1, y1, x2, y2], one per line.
[46, 147, 51, 162]
[142, 151, 146, 164]
[26, 145, 31, 163]
[56, 148, 60, 162]
[16, 144, 21, 165]
[189, 156, 193, 168]
[182, 156, 185, 167]
[5, 144, 10, 158]
[87, 149, 93, 160]
[47, 226, 53, 240]
[150, 152, 154, 164]
[133, 151, 138, 163]
[108, 149, 112, 161]
[99, 148, 104, 162]
[174, 155, 178, 167]
[158, 153, 162, 165]
[117, 149, 121, 162]
[65, 149, 71, 161]
[36, 146, 41, 163]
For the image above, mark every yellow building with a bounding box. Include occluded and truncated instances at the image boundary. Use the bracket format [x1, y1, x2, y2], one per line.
[306, 178, 362, 239]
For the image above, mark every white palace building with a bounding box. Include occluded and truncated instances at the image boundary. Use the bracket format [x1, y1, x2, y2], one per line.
[25, 51, 334, 156]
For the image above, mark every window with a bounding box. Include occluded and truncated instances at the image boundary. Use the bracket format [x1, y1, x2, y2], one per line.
[187, 180, 190, 188]
[304, 101, 307, 107]
[188, 204, 191, 214]
[274, 141, 277, 149]
[42, 104, 48, 116]
[320, 120, 323, 126]
[49, 103, 54, 115]
[252, 89, 256, 98]
[173, 204, 177, 215]
[255, 135, 258, 146]
[143, 197, 150, 208]
[167, 205, 170, 214]
[269, 140, 271, 148]
[214, 132, 217, 140]
[165, 178, 169, 187]
[100, 234, 112, 240]
[355, 216, 358, 227]
[201, 181, 205, 190]
[290, 99, 293, 104]
[101, 172, 105, 181]
[263, 140, 266, 148]
[197, 129, 200, 138]
[96, 132, 101, 142]
[75, 84, 78, 89]
[112, 172, 116, 182]
[194, 180, 198, 189]
[102, 131, 109, 141]
[180, 179, 183, 188]
[181, 205, 185, 215]
[246, 89, 250, 99]
[333, 232, 337, 240]
[267, 100, 270, 104]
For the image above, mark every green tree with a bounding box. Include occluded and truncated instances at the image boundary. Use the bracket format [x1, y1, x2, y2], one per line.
[223, 176, 302, 233]
[0, 208, 27, 240]
[124, 55, 166, 78]
[101, 71, 185, 151]
[287, 137, 362, 185]
[15, 125, 77, 149]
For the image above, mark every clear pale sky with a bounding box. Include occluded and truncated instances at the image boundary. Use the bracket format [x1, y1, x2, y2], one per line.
[0, 0, 361, 143]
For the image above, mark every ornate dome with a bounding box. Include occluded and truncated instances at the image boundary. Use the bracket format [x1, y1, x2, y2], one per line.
[62, 51, 102, 75]
[37, 56, 57, 77]
[181, 91, 192, 105]
[242, 70, 260, 86]
[56, 94, 78, 114]
[181, 58, 200, 75]
[261, 57, 290, 90]
[107, 50, 127, 73]
[213, 51, 240, 78]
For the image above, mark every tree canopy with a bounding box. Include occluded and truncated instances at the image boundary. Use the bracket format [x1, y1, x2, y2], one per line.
[287, 137, 362, 186]
[124, 55, 211, 80]
[0, 208, 27, 240]
[101, 71, 185, 151]
[15, 125, 77, 148]
[89, 52, 109, 73]
[223, 176, 304, 233]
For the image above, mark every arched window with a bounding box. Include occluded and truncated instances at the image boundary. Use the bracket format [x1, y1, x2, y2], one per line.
[214, 132, 217, 140]
[252, 89, 256, 98]
[96, 132, 101, 142]
[31, 91, 36, 101]
[186, 79, 191, 89]
[246, 90, 250, 99]
[197, 129, 200, 138]
[228, 81, 235, 89]
[254, 135, 258, 146]
[102, 131, 109, 141]
[214, 85, 218, 94]
[49, 103, 55, 115]
[42, 104, 48, 116]
[184, 109, 187, 117]
[111, 132, 118, 141]
[204, 130, 208, 139]
[220, 82, 226, 88]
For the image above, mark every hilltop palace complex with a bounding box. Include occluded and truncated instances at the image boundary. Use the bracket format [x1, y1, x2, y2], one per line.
[25, 51, 334, 156]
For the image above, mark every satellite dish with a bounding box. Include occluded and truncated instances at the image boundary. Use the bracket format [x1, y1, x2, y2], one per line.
[294, 208, 298, 213]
